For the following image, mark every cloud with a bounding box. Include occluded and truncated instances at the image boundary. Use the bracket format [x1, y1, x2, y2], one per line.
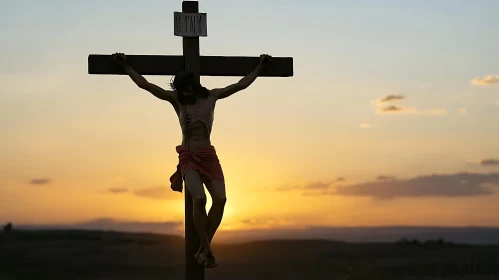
[133, 186, 173, 200]
[276, 178, 345, 192]
[104, 186, 175, 200]
[373, 95, 447, 116]
[467, 159, 499, 167]
[459, 108, 467, 115]
[374, 95, 405, 106]
[276, 184, 301, 191]
[303, 181, 331, 190]
[480, 159, 499, 166]
[108, 188, 129, 194]
[241, 218, 292, 227]
[329, 173, 499, 200]
[380, 94, 405, 103]
[376, 106, 447, 115]
[360, 123, 372, 128]
[471, 74, 499, 86]
[380, 105, 404, 112]
[377, 175, 396, 181]
[224, 218, 295, 230]
[30, 178, 51, 185]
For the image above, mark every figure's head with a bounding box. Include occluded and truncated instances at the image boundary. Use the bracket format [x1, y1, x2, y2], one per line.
[170, 71, 209, 104]
[171, 71, 196, 94]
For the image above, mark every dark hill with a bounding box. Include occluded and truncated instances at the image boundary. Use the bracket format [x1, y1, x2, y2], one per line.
[1, 230, 499, 279]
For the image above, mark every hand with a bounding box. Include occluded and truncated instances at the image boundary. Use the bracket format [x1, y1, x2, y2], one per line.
[112, 52, 127, 65]
[259, 54, 272, 68]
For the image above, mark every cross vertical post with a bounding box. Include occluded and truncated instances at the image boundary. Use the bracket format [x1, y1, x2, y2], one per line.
[182, 2, 204, 279]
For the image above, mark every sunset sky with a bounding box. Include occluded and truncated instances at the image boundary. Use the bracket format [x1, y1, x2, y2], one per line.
[2, 0, 499, 237]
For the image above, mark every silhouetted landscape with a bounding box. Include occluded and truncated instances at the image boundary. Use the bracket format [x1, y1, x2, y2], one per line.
[13, 219, 499, 245]
[2, 229, 499, 279]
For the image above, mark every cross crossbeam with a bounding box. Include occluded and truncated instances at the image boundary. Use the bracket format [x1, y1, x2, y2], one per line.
[88, 55, 293, 77]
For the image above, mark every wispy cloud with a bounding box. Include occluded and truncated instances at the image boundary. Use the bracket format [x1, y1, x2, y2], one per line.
[373, 95, 446, 116]
[467, 159, 499, 167]
[106, 186, 175, 200]
[276, 184, 301, 191]
[240, 218, 292, 227]
[379, 105, 404, 113]
[376, 106, 447, 115]
[133, 186, 173, 200]
[303, 181, 332, 190]
[329, 172, 499, 200]
[276, 178, 345, 192]
[471, 74, 499, 86]
[380, 94, 405, 103]
[480, 159, 499, 166]
[30, 178, 51, 185]
[377, 175, 396, 181]
[108, 188, 129, 194]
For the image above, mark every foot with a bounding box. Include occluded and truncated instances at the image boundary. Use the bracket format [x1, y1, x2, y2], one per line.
[195, 249, 217, 268]
[194, 247, 202, 263]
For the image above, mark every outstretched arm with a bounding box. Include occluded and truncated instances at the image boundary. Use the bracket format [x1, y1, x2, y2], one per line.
[112, 53, 176, 103]
[212, 54, 272, 100]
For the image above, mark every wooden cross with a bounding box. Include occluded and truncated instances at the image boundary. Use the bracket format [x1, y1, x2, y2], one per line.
[88, 1, 293, 279]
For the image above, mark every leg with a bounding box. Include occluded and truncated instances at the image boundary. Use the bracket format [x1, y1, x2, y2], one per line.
[195, 180, 227, 263]
[205, 180, 227, 242]
[184, 169, 214, 267]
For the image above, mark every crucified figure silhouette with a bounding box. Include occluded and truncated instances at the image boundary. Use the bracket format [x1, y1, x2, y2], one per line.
[112, 52, 272, 268]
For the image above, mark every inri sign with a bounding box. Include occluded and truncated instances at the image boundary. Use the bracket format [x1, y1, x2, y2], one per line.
[174, 12, 207, 37]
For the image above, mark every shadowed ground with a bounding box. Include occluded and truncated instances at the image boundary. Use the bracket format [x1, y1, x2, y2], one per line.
[1, 230, 499, 279]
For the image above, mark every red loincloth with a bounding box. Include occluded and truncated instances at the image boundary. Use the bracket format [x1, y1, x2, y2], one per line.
[169, 145, 225, 193]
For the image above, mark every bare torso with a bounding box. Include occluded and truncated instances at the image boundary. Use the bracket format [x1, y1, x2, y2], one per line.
[175, 91, 217, 151]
